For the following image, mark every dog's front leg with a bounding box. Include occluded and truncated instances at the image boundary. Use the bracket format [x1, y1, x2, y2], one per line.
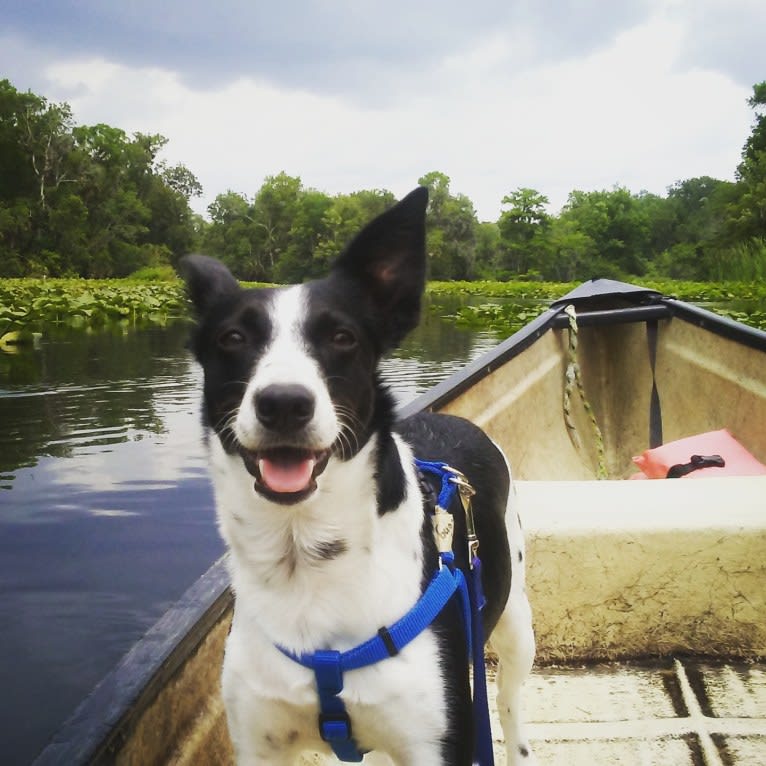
[381, 741, 451, 766]
[225, 718, 304, 766]
[355, 753, 395, 766]
[222, 683, 311, 765]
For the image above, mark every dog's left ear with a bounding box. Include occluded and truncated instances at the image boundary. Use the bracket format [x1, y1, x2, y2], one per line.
[332, 186, 428, 349]
[178, 254, 241, 317]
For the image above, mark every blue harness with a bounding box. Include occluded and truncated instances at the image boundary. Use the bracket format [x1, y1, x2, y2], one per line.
[278, 460, 495, 765]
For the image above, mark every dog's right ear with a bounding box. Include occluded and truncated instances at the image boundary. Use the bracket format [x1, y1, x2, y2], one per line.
[178, 254, 240, 316]
[331, 187, 429, 350]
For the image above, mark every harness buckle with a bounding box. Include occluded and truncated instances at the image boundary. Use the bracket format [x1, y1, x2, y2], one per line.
[447, 467, 480, 568]
[319, 711, 354, 743]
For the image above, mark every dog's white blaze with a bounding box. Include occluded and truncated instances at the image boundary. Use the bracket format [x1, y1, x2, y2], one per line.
[234, 285, 339, 449]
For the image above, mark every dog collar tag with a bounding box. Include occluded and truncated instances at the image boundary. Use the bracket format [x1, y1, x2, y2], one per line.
[432, 505, 454, 553]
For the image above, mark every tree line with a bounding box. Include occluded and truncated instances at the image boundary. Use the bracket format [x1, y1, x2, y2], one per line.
[1, 77, 764, 282]
[0, 79, 203, 278]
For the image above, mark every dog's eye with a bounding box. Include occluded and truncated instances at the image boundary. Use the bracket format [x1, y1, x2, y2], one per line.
[331, 329, 357, 350]
[218, 329, 245, 349]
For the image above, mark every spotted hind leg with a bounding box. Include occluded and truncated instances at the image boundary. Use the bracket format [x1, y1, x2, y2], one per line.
[489, 486, 536, 765]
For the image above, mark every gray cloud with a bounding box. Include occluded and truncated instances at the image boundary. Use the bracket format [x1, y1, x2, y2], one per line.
[3, 0, 653, 100]
[675, 1, 766, 88]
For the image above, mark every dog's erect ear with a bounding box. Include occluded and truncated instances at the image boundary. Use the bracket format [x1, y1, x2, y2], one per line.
[178, 254, 241, 316]
[332, 187, 428, 349]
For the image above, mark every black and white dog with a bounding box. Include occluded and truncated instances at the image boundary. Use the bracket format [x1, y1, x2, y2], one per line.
[181, 188, 535, 766]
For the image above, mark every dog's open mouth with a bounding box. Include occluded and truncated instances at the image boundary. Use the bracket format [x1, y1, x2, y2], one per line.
[239, 446, 331, 504]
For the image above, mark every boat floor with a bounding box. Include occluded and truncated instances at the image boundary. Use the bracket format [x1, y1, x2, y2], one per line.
[489, 656, 765, 765]
[291, 657, 766, 765]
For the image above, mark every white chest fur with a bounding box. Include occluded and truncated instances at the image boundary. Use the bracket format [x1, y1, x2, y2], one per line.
[209, 434, 449, 762]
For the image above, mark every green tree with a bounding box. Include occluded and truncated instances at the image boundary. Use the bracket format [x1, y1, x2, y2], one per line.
[70, 125, 153, 276]
[159, 162, 203, 200]
[729, 82, 766, 242]
[666, 176, 731, 244]
[251, 172, 304, 279]
[274, 188, 333, 283]
[473, 221, 501, 278]
[418, 171, 478, 279]
[0, 79, 77, 273]
[313, 189, 396, 272]
[12, 88, 75, 211]
[558, 187, 651, 277]
[203, 191, 258, 278]
[540, 218, 597, 281]
[0, 80, 37, 202]
[0, 78, 201, 277]
[497, 187, 550, 277]
[641, 176, 734, 279]
[0, 200, 33, 275]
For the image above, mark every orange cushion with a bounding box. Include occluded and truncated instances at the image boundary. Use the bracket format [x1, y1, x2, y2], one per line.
[632, 429, 766, 479]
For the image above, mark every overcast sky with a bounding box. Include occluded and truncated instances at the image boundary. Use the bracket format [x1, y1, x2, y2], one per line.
[2, 0, 764, 221]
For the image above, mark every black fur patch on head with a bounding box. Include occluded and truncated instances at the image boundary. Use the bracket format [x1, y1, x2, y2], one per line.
[180, 254, 241, 316]
[188, 288, 277, 451]
[300, 275, 381, 457]
[179, 254, 285, 452]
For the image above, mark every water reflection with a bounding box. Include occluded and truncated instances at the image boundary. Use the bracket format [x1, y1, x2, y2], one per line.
[0, 324, 198, 483]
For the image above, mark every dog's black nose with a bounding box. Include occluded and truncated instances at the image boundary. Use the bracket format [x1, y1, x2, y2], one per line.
[255, 384, 315, 432]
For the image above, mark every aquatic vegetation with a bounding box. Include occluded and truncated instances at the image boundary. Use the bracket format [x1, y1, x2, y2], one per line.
[1, 278, 764, 344]
[431, 279, 766, 335]
[713, 307, 766, 330]
[428, 280, 576, 299]
[442, 302, 549, 335]
[637, 279, 766, 304]
[0, 278, 189, 336]
[428, 278, 766, 304]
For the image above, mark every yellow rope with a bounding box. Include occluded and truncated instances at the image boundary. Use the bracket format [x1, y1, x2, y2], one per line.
[563, 304, 608, 479]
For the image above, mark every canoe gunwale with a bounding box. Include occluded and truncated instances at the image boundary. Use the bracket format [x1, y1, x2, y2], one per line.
[549, 304, 672, 328]
[663, 297, 766, 353]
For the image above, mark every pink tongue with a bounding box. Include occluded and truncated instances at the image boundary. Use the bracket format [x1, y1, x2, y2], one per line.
[258, 457, 316, 494]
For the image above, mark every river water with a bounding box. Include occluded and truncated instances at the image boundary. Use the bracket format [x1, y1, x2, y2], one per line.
[0, 301, 499, 764]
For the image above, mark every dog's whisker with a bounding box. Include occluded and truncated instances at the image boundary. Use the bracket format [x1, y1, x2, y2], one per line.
[332, 408, 362, 460]
[336, 426, 355, 461]
[212, 407, 243, 452]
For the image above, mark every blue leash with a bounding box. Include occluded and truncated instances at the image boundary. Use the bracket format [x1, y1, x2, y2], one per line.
[278, 459, 494, 764]
[416, 459, 495, 766]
